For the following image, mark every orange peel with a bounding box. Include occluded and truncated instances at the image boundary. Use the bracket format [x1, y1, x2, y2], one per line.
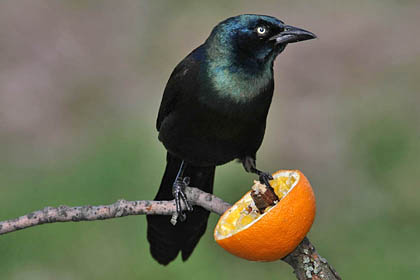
[214, 170, 316, 261]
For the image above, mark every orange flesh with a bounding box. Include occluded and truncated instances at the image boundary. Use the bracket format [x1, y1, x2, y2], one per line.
[215, 172, 298, 238]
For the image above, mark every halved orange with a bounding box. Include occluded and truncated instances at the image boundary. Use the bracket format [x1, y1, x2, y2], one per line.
[214, 170, 316, 261]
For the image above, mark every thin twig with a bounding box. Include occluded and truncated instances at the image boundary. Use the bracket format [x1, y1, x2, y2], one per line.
[0, 186, 340, 280]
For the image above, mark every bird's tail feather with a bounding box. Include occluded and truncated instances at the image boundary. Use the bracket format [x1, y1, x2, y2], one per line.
[147, 153, 215, 265]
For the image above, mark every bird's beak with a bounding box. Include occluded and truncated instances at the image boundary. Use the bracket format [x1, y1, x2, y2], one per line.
[270, 25, 317, 45]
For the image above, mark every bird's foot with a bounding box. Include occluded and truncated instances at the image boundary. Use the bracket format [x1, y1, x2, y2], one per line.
[259, 172, 274, 189]
[172, 177, 193, 223]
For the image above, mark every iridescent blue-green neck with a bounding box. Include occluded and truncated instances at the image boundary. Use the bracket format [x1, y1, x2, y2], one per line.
[204, 46, 274, 104]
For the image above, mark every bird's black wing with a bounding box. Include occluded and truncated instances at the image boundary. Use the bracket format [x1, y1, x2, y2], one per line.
[156, 46, 203, 131]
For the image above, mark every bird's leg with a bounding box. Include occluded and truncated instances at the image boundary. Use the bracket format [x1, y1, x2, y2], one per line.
[242, 156, 273, 188]
[172, 160, 193, 222]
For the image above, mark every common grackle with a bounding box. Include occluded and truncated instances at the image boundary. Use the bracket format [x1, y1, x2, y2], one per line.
[147, 14, 316, 265]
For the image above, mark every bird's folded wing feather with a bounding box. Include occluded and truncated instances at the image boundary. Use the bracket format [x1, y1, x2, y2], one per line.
[156, 46, 203, 131]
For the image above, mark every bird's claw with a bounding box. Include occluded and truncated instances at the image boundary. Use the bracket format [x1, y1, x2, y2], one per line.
[182, 176, 190, 186]
[259, 172, 273, 188]
[172, 177, 193, 222]
[178, 211, 187, 222]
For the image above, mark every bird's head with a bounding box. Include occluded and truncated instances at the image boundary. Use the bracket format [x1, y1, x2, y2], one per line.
[206, 14, 316, 68]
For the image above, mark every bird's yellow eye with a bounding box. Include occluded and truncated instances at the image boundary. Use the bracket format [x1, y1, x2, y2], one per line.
[257, 26, 267, 35]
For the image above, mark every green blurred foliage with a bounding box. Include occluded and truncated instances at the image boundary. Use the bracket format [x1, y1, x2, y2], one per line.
[1, 0, 420, 279]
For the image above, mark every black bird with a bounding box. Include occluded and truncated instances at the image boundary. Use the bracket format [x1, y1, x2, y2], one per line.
[147, 14, 316, 265]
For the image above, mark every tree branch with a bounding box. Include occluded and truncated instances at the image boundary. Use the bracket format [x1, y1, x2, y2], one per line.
[283, 237, 341, 280]
[0, 186, 340, 280]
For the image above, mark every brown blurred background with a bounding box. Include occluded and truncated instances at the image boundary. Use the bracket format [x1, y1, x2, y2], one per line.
[1, 1, 419, 279]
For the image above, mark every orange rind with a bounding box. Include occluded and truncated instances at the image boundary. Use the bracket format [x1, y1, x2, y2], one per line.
[214, 170, 316, 261]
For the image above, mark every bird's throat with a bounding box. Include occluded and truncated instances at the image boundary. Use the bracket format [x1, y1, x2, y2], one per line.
[206, 60, 273, 104]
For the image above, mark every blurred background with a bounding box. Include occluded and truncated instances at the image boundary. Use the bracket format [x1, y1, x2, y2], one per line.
[1, 1, 419, 279]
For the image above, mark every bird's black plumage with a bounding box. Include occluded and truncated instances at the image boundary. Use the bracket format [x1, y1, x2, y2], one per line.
[147, 14, 316, 265]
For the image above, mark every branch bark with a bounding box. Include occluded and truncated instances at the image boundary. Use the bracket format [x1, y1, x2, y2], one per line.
[0, 186, 340, 280]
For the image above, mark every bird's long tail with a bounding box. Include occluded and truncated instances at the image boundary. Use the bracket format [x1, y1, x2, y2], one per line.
[147, 153, 215, 265]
